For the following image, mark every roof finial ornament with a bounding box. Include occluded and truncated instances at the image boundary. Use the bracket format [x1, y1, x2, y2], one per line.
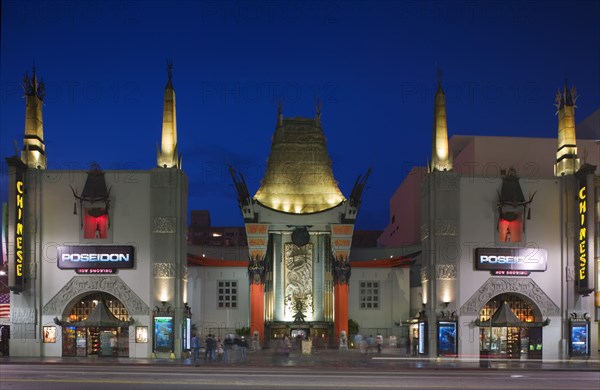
[437, 65, 443, 88]
[554, 89, 562, 113]
[276, 98, 284, 126]
[167, 58, 173, 81]
[22, 61, 45, 101]
[314, 95, 322, 123]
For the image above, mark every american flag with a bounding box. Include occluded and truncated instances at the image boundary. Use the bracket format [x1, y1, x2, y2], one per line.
[0, 293, 9, 318]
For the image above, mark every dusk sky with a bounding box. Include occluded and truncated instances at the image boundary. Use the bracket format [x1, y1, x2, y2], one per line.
[1, 1, 599, 230]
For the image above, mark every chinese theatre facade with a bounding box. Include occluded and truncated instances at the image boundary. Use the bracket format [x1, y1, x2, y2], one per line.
[388, 77, 599, 361]
[230, 107, 369, 345]
[4, 66, 189, 358]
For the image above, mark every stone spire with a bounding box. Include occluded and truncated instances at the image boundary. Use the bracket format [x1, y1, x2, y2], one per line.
[554, 81, 580, 176]
[21, 66, 47, 169]
[429, 69, 452, 172]
[157, 60, 180, 168]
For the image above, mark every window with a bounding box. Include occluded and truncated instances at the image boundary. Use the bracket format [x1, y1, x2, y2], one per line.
[360, 281, 379, 309]
[218, 281, 237, 309]
[83, 208, 108, 239]
[498, 214, 522, 243]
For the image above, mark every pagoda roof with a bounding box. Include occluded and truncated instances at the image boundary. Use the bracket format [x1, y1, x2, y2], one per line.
[254, 117, 345, 213]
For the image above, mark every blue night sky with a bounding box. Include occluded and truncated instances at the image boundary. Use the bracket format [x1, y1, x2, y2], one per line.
[1, 0, 599, 230]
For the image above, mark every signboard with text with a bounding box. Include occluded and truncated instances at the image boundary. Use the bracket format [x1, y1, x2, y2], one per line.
[57, 245, 134, 271]
[475, 247, 547, 273]
[574, 165, 595, 296]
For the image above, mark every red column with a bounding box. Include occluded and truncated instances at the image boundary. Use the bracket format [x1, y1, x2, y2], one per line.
[334, 283, 349, 344]
[249, 283, 265, 344]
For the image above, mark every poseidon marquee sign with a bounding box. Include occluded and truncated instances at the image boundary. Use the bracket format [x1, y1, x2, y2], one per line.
[475, 247, 547, 276]
[57, 245, 134, 274]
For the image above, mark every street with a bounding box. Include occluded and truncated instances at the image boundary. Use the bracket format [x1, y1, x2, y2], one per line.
[1, 363, 599, 390]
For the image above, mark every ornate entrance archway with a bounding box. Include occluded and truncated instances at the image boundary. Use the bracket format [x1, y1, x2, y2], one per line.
[58, 292, 132, 357]
[476, 294, 548, 359]
[461, 278, 558, 360]
[43, 276, 149, 357]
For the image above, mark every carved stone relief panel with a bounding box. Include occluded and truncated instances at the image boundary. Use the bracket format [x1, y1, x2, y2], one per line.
[11, 308, 36, 323]
[436, 264, 456, 280]
[154, 263, 176, 278]
[435, 219, 457, 236]
[284, 243, 313, 317]
[152, 217, 176, 233]
[421, 266, 429, 283]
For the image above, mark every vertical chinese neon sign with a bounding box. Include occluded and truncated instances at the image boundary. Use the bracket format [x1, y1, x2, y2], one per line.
[14, 171, 25, 291]
[575, 165, 595, 296]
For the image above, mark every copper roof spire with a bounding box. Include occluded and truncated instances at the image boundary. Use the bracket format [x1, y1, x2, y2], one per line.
[21, 64, 47, 169]
[157, 59, 180, 168]
[554, 80, 579, 176]
[429, 67, 452, 172]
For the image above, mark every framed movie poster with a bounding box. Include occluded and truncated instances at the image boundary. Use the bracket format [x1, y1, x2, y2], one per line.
[136, 326, 148, 343]
[43, 326, 56, 343]
[154, 316, 174, 352]
[569, 321, 590, 356]
[437, 321, 457, 357]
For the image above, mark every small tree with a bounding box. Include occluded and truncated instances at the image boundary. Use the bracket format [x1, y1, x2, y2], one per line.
[235, 326, 251, 336]
[348, 318, 359, 336]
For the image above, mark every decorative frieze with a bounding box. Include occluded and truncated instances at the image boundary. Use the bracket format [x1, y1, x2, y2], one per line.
[154, 263, 176, 278]
[436, 264, 456, 280]
[43, 276, 148, 315]
[435, 219, 457, 236]
[461, 278, 560, 316]
[152, 217, 176, 233]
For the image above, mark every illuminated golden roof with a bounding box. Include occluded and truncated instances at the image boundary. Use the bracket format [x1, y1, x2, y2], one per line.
[254, 117, 345, 213]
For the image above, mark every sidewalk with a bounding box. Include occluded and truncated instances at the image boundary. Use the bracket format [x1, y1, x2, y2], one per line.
[1, 347, 598, 371]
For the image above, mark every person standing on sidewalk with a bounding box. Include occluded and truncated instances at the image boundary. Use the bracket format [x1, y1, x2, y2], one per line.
[376, 334, 383, 353]
[205, 334, 216, 362]
[192, 333, 200, 361]
[283, 335, 291, 357]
